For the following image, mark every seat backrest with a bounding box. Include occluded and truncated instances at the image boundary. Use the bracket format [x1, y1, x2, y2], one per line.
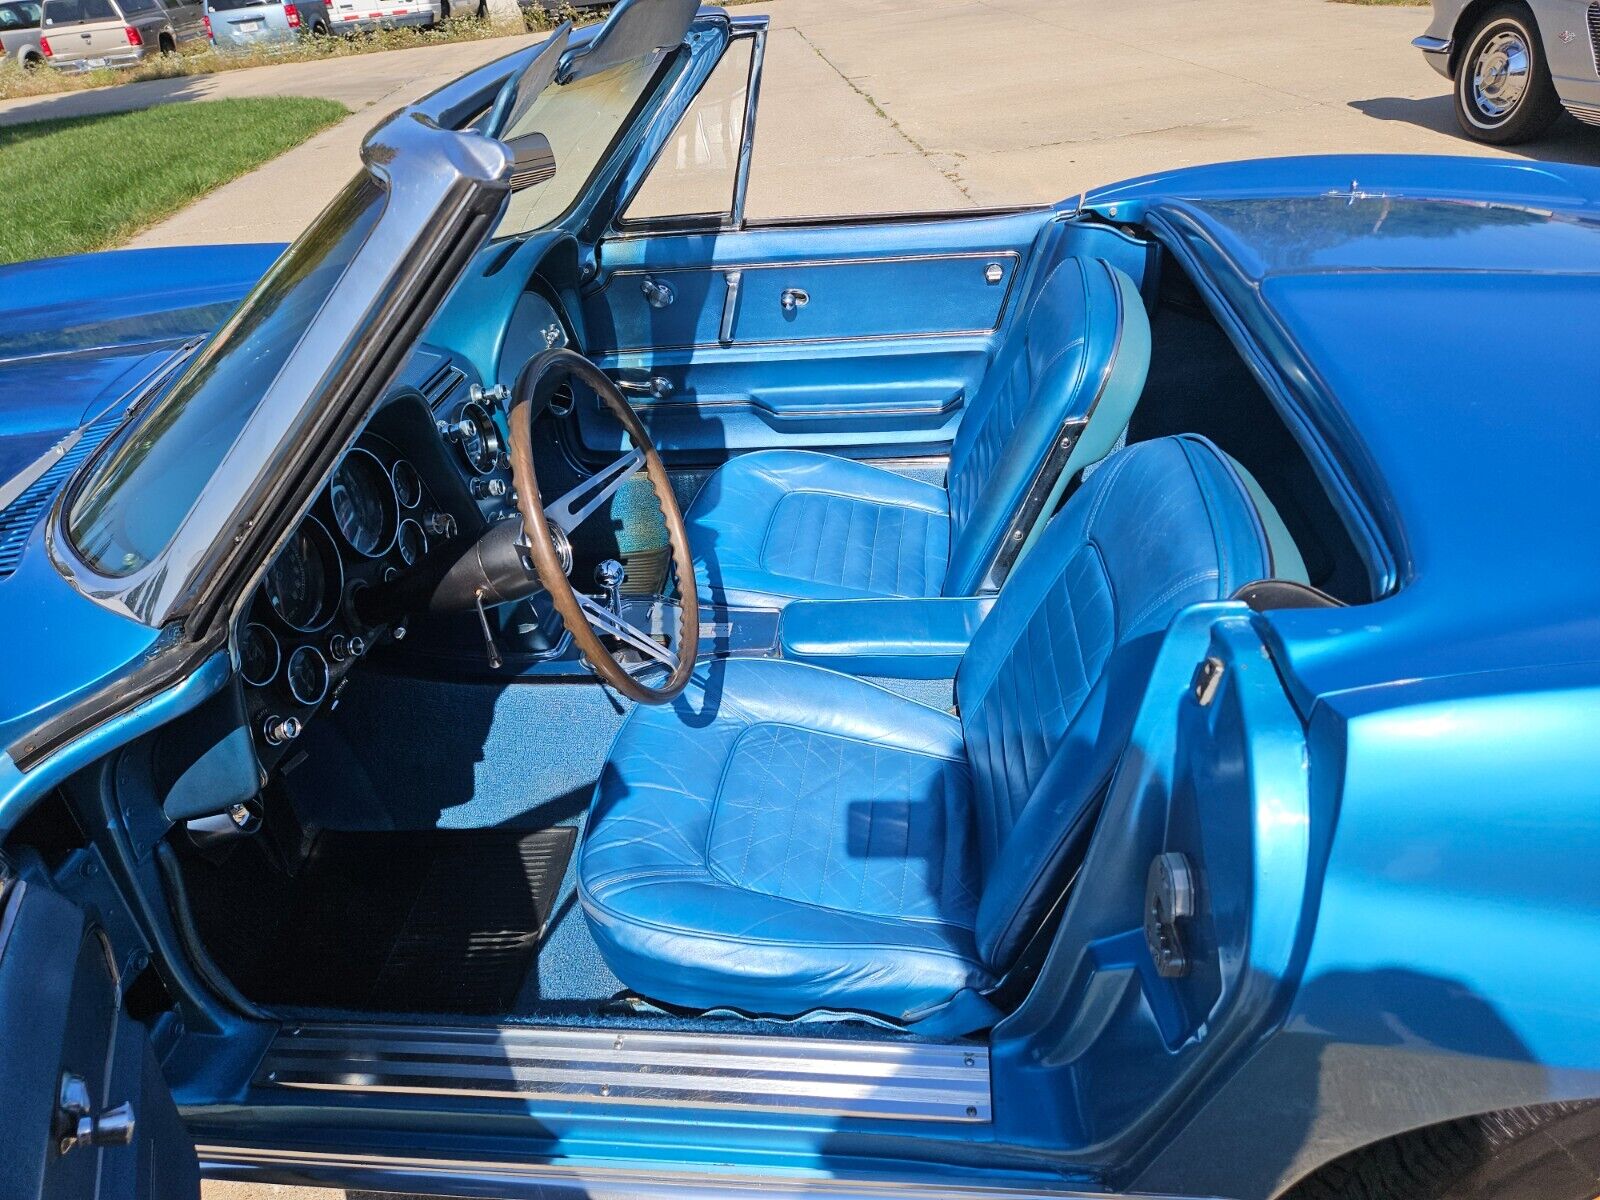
[954, 434, 1273, 970]
[941, 255, 1152, 597]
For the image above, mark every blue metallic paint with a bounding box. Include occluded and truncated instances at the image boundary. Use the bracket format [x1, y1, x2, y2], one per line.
[0, 37, 1597, 1194]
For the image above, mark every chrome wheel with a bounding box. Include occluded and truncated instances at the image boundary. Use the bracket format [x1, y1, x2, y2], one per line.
[1470, 29, 1531, 122]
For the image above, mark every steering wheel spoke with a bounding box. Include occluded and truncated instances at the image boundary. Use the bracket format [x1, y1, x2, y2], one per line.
[576, 593, 679, 672]
[504, 347, 699, 704]
[544, 447, 645, 534]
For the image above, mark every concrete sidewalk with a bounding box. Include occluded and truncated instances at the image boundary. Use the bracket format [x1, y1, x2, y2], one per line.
[9, 0, 1600, 248]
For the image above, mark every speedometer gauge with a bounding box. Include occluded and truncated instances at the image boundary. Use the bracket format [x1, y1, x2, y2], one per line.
[328, 448, 398, 557]
[264, 517, 343, 632]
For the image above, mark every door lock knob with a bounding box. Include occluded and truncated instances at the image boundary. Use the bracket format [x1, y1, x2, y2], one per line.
[55, 1074, 136, 1156]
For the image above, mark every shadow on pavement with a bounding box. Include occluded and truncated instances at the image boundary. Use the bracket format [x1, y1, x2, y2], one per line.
[1350, 94, 1600, 166]
[0, 73, 223, 127]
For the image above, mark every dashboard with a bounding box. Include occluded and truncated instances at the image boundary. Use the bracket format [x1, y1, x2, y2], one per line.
[235, 345, 530, 769]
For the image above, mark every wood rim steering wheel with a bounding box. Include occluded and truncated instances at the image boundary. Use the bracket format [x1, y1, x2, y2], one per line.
[505, 347, 699, 704]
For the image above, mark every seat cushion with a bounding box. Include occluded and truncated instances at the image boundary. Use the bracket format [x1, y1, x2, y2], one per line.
[579, 658, 991, 1021]
[684, 449, 950, 608]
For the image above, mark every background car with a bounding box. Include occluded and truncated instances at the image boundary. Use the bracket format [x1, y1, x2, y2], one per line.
[203, 0, 328, 47]
[1415, 0, 1593, 142]
[325, 0, 441, 34]
[38, 0, 204, 69]
[0, 0, 44, 68]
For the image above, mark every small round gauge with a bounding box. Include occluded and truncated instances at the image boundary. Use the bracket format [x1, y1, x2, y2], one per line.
[285, 645, 330, 707]
[328, 448, 398, 558]
[396, 518, 428, 567]
[391, 458, 422, 510]
[239, 622, 280, 688]
[453, 401, 501, 475]
[263, 518, 343, 633]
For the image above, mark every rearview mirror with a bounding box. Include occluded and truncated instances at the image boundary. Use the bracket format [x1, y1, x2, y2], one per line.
[505, 132, 556, 193]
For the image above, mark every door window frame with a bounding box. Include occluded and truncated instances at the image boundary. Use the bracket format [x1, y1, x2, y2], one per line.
[611, 21, 766, 237]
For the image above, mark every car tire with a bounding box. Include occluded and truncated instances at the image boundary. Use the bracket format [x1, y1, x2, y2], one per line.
[311, 19, 327, 34]
[22, 50, 43, 68]
[1453, 3, 1561, 143]
[1282, 1101, 1600, 1200]
[158, 32, 175, 53]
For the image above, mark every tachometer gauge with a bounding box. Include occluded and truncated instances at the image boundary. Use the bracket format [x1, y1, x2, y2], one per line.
[328, 448, 398, 557]
[449, 401, 501, 475]
[391, 458, 422, 509]
[285, 645, 330, 707]
[239, 623, 280, 688]
[396, 518, 428, 567]
[264, 517, 343, 632]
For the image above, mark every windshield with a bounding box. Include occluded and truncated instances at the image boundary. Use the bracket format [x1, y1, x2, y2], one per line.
[493, 47, 675, 238]
[41, 0, 116, 24]
[0, 1, 41, 29]
[67, 177, 385, 579]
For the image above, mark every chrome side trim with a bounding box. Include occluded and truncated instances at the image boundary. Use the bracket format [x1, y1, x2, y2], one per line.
[1411, 34, 1451, 54]
[255, 1022, 991, 1122]
[1565, 99, 1600, 124]
[199, 1145, 1122, 1200]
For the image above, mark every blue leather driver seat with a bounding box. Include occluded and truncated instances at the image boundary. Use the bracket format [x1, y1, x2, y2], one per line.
[682, 257, 1152, 607]
[580, 434, 1283, 1029]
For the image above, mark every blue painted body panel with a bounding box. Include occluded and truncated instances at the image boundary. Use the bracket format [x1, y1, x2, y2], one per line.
[1, 60, 1598, 1192]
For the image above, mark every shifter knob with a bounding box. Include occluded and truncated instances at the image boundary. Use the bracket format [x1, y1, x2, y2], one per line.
[595, 559, 625, 615]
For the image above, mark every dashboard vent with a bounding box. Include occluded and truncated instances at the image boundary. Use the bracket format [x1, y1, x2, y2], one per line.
[420, 361, 467, 410]
[1589, 2, 1600, 74]
[0, 410, 123, 579]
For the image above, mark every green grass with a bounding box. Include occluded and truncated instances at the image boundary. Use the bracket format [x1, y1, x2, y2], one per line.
[0, 96, 346, 264]
[1328, 0, 1429, 6]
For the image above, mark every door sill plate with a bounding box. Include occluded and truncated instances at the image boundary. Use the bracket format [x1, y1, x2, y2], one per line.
[256, 1021, 992, 1122]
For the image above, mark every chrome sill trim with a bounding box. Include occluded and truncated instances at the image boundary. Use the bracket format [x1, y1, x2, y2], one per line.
[256, 1022, 991, 1123]
[1563, 100, 1600, 125]
[1411, 34, 1451, 53]
[198, 1145, 1120, 1200]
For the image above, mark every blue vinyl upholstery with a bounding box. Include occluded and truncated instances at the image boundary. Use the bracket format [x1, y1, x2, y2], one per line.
[683, 257, 1151, 607]
[580, 435, 1274, 1025]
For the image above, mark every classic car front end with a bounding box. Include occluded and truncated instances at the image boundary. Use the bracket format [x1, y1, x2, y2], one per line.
[3, 5, 1600, 1200]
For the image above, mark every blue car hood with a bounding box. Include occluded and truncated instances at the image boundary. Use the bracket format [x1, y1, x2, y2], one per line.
[0, 243, 281, 752]
[0, 243, 283, 480]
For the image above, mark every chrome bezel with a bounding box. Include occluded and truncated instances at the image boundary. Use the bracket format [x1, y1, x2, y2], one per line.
[456, 400, 501, 475]
[285, 644, 331, 707]
[328, 447, 399, 559]
[263, 516, 345, 634]
[238, 622, 281, 688]
[396, 517, 429, 567]
[390, 457, 423, 509]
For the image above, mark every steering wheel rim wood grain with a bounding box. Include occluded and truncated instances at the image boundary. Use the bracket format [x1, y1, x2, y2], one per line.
[506, 348, 699, 704]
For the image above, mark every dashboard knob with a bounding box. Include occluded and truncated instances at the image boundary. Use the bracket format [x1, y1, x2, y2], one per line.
[348, 635, 367, 658]
[262, 715, 302, 746]
[329, 634, 349, 661]
[471, 477, 508, 499]
[426, 511, 458, 539]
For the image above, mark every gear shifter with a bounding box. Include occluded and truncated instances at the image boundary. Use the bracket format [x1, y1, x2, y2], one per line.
[595, 559, 625, 617]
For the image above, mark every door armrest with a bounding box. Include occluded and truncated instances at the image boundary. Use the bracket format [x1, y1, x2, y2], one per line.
[777, 596, 995, 679]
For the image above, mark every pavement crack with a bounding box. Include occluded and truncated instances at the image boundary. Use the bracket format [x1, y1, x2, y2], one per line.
[791, 24, 975, 203]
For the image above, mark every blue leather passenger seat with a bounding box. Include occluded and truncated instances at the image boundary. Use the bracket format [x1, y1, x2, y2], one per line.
[682, 256, 1153, 607]
[580, 434, 1281, 1029]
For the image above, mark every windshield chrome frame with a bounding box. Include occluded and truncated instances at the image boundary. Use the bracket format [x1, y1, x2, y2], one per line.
[48, 110, 511, 629]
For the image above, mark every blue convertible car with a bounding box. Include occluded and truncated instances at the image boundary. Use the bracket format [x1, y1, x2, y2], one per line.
[2, 3, 1599, 1198]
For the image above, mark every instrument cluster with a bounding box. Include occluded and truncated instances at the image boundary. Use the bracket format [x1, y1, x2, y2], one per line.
[238, 431, 458, 767]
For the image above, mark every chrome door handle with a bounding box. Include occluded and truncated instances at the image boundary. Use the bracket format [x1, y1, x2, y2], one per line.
[780, 287, 809, 312]
[719, 270, 743, 345]
[640, 276, 674, 308]
[615, 375, 673, 400]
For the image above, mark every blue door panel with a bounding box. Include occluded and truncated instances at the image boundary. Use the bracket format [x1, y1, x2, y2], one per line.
[578, 339, 989, 454]
[593, 251, 1019, 350]
[579, 208, 1052, 460]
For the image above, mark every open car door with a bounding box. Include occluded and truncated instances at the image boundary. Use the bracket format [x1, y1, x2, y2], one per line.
[0, 868, 199, 1200]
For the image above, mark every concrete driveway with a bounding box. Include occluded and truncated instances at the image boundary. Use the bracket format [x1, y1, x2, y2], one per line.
[9, 0, 1589, 1195]
[4, 0, 1600, 249]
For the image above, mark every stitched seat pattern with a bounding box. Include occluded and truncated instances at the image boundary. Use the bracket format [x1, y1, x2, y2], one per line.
[759, 490, 950, 599]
